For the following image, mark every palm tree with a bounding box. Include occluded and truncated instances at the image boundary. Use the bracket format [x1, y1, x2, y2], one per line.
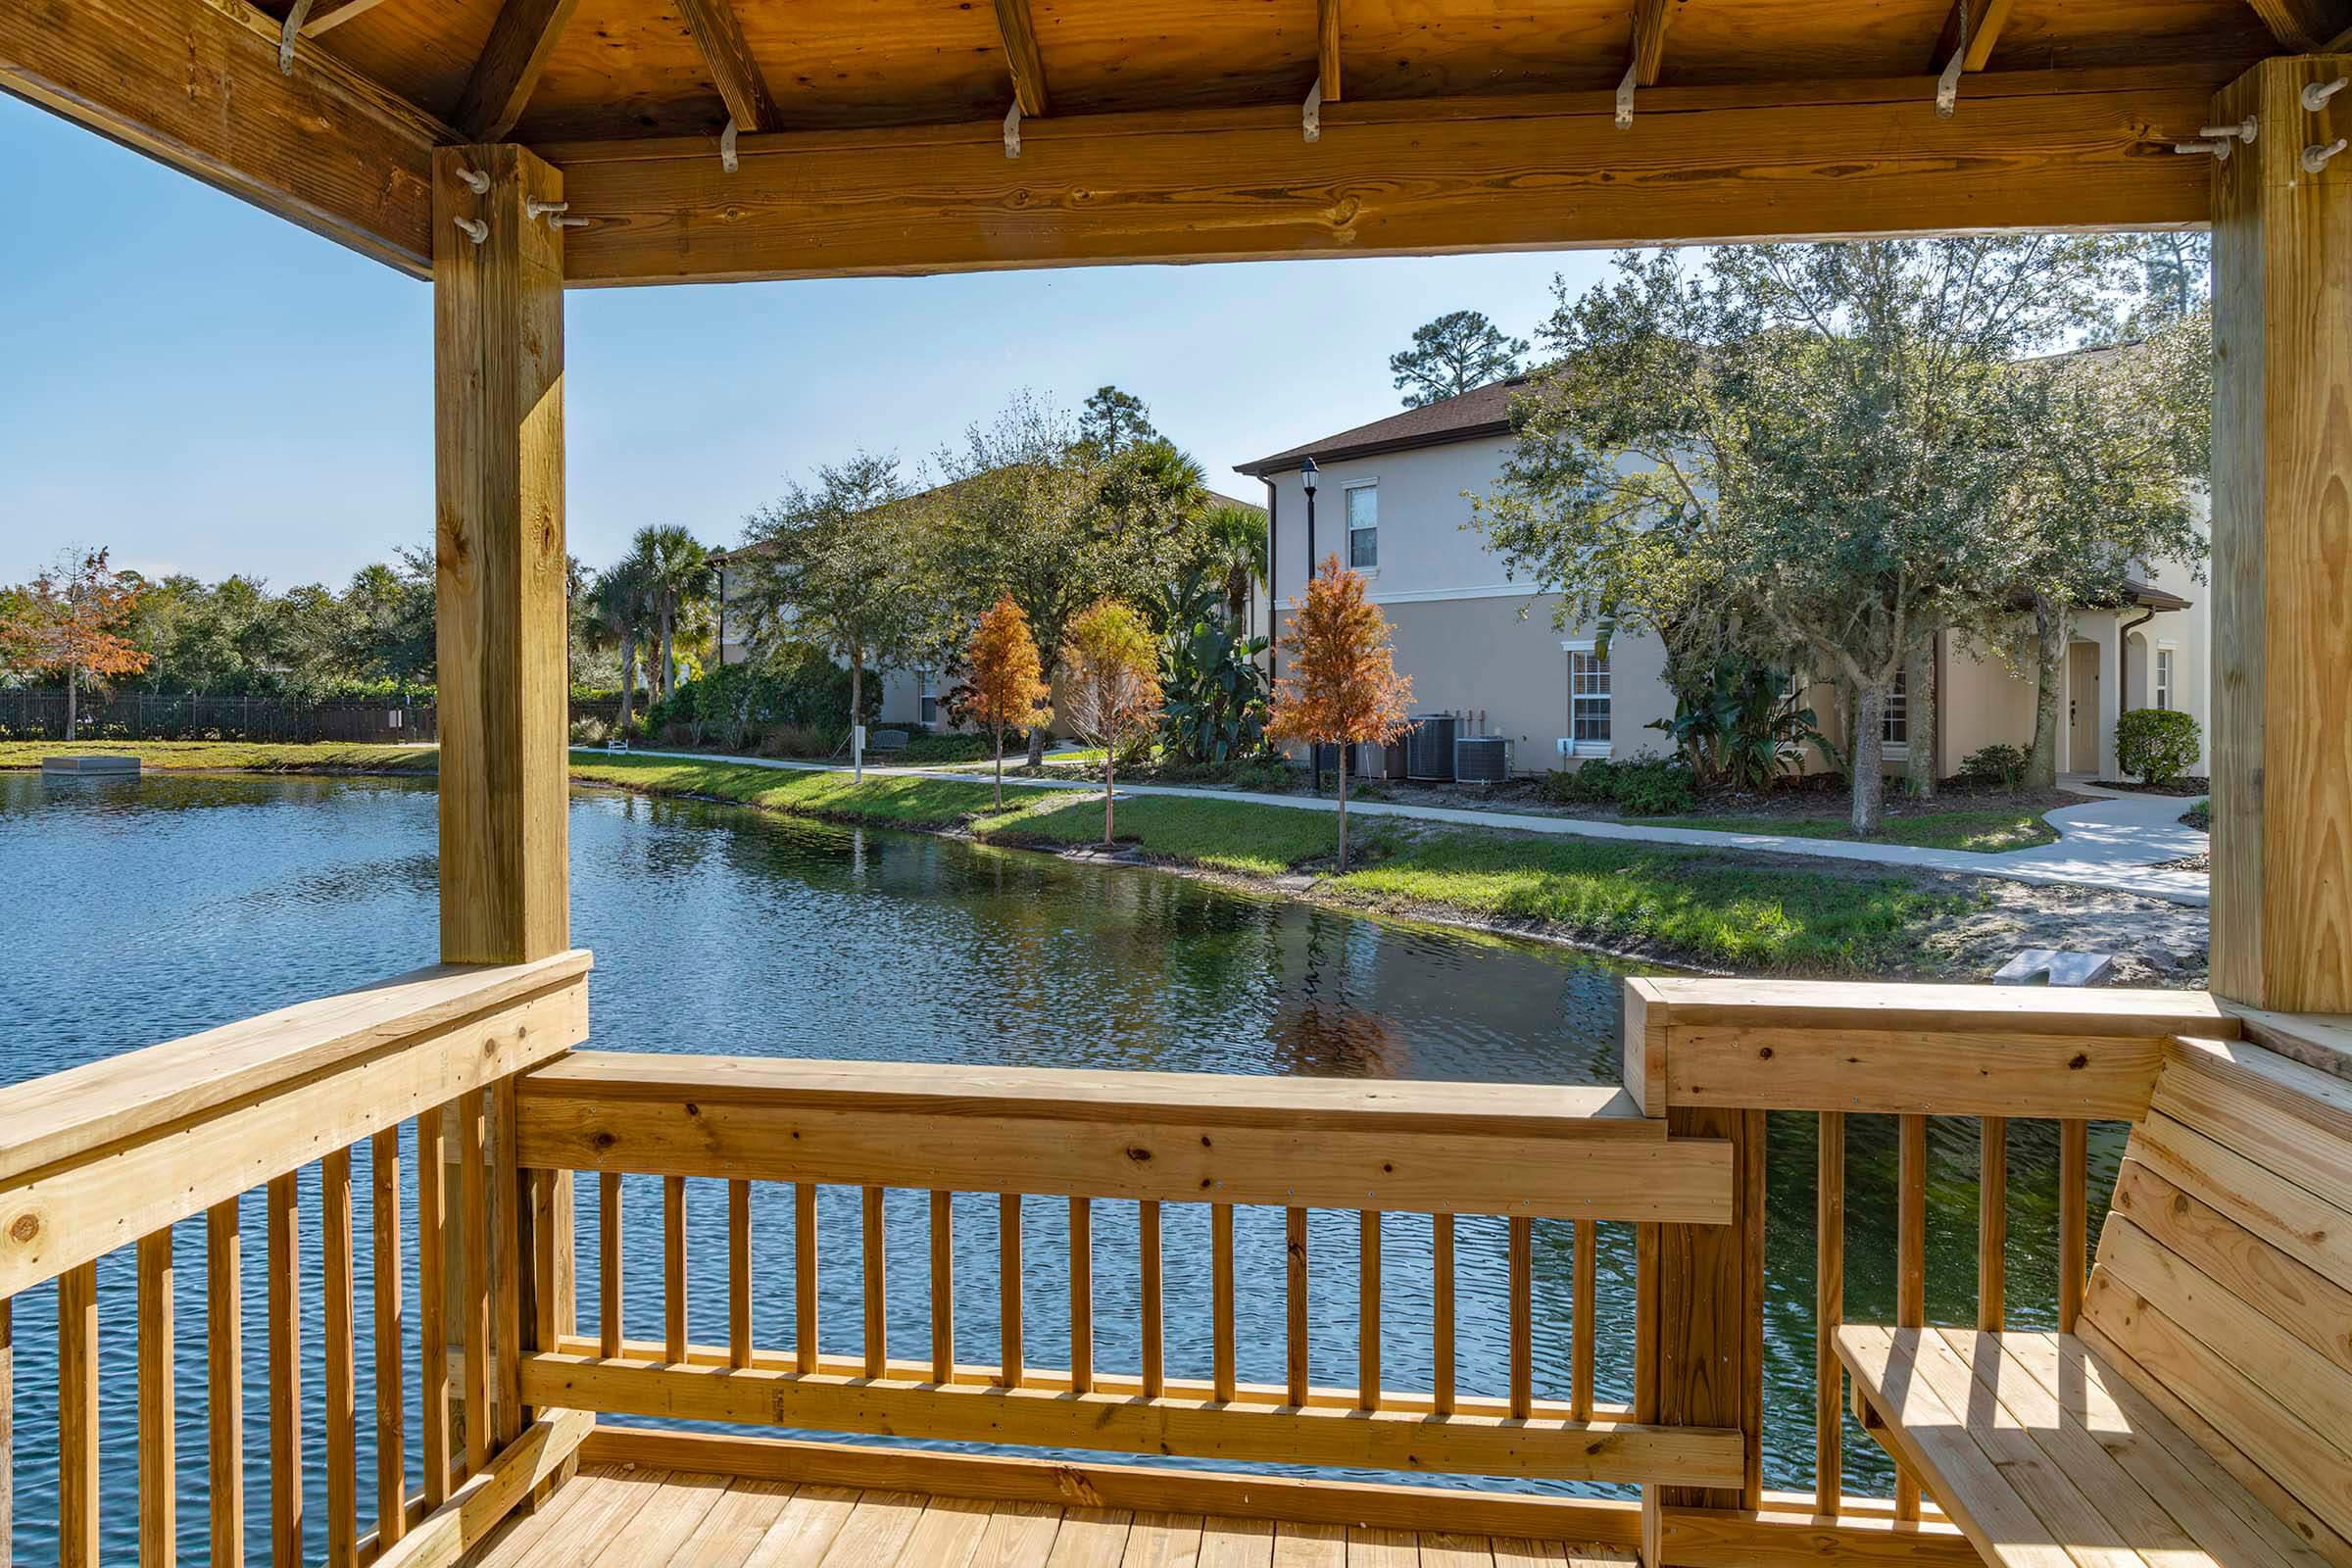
[586, 561, 655, 736]
[626, 525, 714, 701]
[1202, 503, 1267, 630]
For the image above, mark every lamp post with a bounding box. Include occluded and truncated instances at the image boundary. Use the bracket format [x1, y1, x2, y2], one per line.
[1300, 457, 1319, 577]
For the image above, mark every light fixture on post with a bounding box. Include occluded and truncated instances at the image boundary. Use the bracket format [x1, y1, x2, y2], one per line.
[1299, 457, 1320, 578]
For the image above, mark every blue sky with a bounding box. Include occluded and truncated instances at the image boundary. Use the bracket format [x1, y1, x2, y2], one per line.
[0, 92, 1615, 590]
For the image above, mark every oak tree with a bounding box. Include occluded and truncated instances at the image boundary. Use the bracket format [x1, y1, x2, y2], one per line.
[1266, 557, 1413, 870]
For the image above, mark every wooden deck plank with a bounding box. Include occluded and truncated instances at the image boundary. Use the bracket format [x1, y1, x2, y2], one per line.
[1347, 1525, 1419, 1568]
[812, 1491, 927, 1566]
[663, 1478, 798, 1566]
[587, 1472, 732, 1566]
[1122, 1511, 1205, 1568]
[1271, 1521, 1346, 1568]
[740, 1483, 859, 1567]
[891, 1495, 994, 1568]
[457, 1452, 610, 1565]
[1050, 1508, 1138, 1567]
[969, 1500, 1066, 1567]
[499, 1467, 676, 1568]
[1419, 1531, 1494, 1566]
[1196, 1516, 1273, 1568]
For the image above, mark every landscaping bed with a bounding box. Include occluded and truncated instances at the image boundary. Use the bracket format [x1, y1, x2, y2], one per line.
[2089, 777, 2212, 798]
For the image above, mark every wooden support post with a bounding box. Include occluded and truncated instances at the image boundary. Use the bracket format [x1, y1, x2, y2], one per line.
[2210, 53, 2352, 1014]
[1642, 1107, 1766, 1562]
[433, 141, 568, 968]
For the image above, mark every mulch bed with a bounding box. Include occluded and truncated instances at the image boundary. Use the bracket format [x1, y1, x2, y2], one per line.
[2088, 778, 2211, 797]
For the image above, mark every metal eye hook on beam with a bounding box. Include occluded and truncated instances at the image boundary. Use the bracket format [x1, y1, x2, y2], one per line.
[2174, 139, 2232, 161]
[1615, 61, 1637, 130]
[2199, 116, 2257, 144]
[2303, 137, 2347, 173]
[1303, 79, 1322, 143]
[454, 216, 488, 245]
[455, 166, 491, 195]
[720, 118, 740, 174]
[1004, 100, 1022, 160]
[2302, 76, 2347, 113]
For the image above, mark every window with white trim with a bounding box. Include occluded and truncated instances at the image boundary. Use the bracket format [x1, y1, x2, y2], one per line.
[2155, 646, 2175, 710]
[1564, 640, 1611, 755]
[918, 670, 940, 728]
[1345, 482, 1378, 570]
[1883, 669, 1909, 753]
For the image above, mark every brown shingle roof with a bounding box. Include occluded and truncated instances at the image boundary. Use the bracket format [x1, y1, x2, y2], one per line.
[1236, 378, 1526, 475]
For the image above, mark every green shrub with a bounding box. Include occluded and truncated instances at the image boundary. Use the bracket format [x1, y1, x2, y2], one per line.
[898, 732, 994, 764]
[2181, 799, 2211, 831]
[1541, 751, 1694, 813]
[1959, 743, 2028, 790]
[2115, 707, 2201, 787]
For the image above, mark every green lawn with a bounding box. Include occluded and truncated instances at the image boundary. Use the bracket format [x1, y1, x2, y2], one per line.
[567, 754, 1003, 829]
[1628, 806, 2059, 854]
[972, 791, 1371, 877]
[0, 740, 436, 772]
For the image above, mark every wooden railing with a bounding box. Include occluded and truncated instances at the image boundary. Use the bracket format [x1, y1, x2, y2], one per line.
[0, 952, 593, 1567]
[1622, 977, 2242, 1563]
[511, 1053, 1742, 1519]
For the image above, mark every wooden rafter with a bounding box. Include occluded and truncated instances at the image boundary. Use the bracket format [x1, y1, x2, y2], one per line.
[453, 0, 582, 143]
[675, 0, 778, 132]
[301, 0, 398, 37]
[0, 0, 441, 274]
[991, 0, 1050, 118]
[2242, 0, 2352, 50]
[1318, 0, 1343, 102]
[1933, 0, 2014, 74]
[1630, 0, 1675, 87]
[550, 69, 2214, 288]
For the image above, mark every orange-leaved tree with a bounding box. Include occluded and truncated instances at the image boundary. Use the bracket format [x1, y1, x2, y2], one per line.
[1266, 556, 1413, 870]
[1, 548, 152, 742]
[1058, 598, 1162, 846]
[965, 593, 1052, 807]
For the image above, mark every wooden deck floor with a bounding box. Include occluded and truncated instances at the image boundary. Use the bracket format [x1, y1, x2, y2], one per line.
[463, 1464, 1638, 1567]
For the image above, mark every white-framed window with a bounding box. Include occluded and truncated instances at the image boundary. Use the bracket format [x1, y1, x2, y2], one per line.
[1345, 482, 1378, 570]
[1562, 638, 1611, 756]
[1883, 669, 1909, 757]
[2155, 646, 2176, 710]
[918, 671, 940, 728]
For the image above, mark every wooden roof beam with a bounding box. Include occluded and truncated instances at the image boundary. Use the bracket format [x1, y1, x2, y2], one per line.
[1318, 0, 1343, 103]
[453, 0, 583, 143]
[0, 0, 441, 275]
[1933, 0, 2014, 74]
[300, 0, 399, 37]
[548, 69, 2215, 288]
[1617, 0, 1675, 126]
[676, 0, 779, 133]
[2243, 0, 2352, 50]
[992, 0, 1050, 118]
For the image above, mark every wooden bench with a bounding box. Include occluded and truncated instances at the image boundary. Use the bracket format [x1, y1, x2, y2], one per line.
[1838, 1033, 2352, 1568]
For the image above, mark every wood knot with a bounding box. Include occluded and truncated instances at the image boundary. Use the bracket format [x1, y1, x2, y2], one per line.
[1757, 1046, 1775, 1060]
[1124, 1145, 1152, 1163]
[2068, 1054, 2089, 1070]
[591, 1130, 618, 1152]
[9, 1213, 36, 1244]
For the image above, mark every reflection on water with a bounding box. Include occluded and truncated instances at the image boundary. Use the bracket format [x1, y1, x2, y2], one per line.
[0, 773, 2115, 1556]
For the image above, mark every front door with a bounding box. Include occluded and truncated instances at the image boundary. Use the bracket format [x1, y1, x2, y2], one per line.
[2067, 641, 2100, 775]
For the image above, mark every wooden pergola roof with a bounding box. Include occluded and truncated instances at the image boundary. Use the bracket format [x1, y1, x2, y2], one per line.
[10, 0, 2338, 289]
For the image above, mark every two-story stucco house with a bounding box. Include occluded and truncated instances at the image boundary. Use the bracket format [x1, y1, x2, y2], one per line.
[1237, 380, 2210, 781]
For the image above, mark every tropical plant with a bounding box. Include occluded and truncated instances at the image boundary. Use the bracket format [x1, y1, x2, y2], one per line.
[1158, 568, 1270, 767]
[585, 560, 655, 738]
[965, 594, 1052, 806]
[1059, 598, 1163, 845]
[1200, 502, 1267, 629]
[625, 524, 714, 702]
[1265, 557, 1413, 870]
[1647, 655, 1816, 793]
[2115, 707, 2201, 787]
[0, 548, 154, 739]
[1389, 310, 1528, 407]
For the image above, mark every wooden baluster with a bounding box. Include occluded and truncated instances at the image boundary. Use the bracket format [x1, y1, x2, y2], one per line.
[59, 1260, 99, 1568]
[138, 1228, 174, 1565]
[1211, 1202, 1235, 1403]
[1432, 1213, 1454, 1417]
[416, 1111, 451, 1508]
[863, 1186, 888, 1378]
[663, 1175, 689, 1365]
[1139, 1200, 1162, 1400]
[1357, 1210, 1380, 1411]
[1979, 1116, 2007, 1332]
[729, 1180, 753, 1370]
[1895, 1113, 1927, 1521]
[459, 1090, 491, 1476]
[600, 1171, 624, 1359]
[1572, 1217, 1596, 1423]
[1508, 1215, 1533, 1420]
[209, 1198, 246, 1564]
[371, 1129, 406, 1552]
[487, 1080, 522, 1448]
[999, 1194, 1023, 1386]
[930, 1191, 955, 1384]
[1069, 1197, 1093, 1394]
[1817, 1110, 1845, 1515]
[268, 1170, 304, 1566]
[2059, 1118, 2087, 1333]
[323, 1150, 358, 1566]
[1285, 1207, 1308, 1407]
[530, 1167, 573, 1356]
[1, 1295, 11, 1568]
[795, 1182, 819, 1374]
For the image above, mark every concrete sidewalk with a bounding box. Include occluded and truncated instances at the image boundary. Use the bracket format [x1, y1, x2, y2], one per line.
[575, 748, 2211, 907]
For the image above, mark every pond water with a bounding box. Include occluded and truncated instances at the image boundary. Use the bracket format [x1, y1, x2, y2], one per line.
[0, 772, 2120, 1558]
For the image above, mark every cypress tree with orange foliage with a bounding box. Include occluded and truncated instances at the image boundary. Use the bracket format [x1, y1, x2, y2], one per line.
[1058, 598, 1162, 846]
[1266, 556, 1413, 870]
[1, 548, 153, 742]
[965, 593, 1052, 807]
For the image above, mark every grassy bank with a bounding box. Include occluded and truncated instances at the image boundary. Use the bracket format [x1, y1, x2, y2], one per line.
[1629, 805, 2060, 854]
[0, 740, 436, 772]
[570, 753, 1966, 973]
